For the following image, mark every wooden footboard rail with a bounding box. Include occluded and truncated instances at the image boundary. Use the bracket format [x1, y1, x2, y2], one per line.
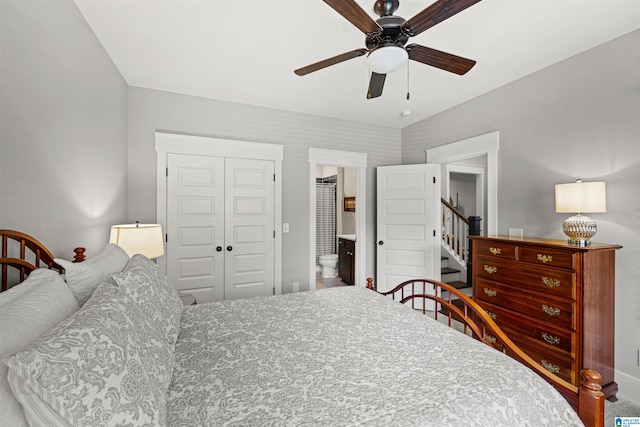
[366, 278, 604, 427]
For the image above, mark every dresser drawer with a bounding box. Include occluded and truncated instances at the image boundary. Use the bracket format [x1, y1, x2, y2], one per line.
[476, 279, 574, 329]
[478, 301, 573, 356]
[476, 256, 576, 299]
[475, 240, 517, 260]
[518, 246, 576, 270]
[510, 337, 575, 384]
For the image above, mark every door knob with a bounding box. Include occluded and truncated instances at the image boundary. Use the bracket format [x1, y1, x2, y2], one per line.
[216, 246, 222, 252]
[378, 240, 384, 245]
[227, 246, 233, 251]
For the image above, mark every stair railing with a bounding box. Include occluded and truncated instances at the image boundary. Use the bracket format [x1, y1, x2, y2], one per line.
[441, 198, 469, 264]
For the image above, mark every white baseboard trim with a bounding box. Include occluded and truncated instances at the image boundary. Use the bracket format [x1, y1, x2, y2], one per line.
[616, 369, 640, 406]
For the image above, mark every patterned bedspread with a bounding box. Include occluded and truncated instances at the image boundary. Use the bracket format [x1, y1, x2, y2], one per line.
[166, 287, 583, 426]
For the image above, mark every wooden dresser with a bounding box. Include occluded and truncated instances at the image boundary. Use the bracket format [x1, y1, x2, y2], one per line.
[470, 235, 621, 406]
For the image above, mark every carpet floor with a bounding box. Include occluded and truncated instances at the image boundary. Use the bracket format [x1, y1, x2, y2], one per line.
[605, 398, 640, 425]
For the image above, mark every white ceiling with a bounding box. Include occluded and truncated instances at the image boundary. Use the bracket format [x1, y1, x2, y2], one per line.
[73, 0, 640, 129]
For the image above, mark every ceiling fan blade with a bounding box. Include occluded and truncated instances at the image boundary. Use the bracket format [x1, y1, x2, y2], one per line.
[403, 0, 481, 37]
[295, 49, 368, 76]
[322, 0, 382, 35]
[407, 44, 476, 75]
[367, 72, 386, 99]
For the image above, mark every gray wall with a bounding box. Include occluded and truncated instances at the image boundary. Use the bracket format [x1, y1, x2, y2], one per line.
[127, 87, 401, 292]
[402, 29, 640, 402]
[0, 0, 128, 257]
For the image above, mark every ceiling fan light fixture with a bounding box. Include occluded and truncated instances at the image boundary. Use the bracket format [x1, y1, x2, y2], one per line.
[366, 46, 408, 74]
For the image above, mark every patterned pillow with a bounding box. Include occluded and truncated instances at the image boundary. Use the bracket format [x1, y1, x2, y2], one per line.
[3, 282, 174, 427]
[0, 269, 79, 427]
[112, 254, 183, 346]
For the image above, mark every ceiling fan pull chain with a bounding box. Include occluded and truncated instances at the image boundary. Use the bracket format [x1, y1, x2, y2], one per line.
[406, 60, 410, 100]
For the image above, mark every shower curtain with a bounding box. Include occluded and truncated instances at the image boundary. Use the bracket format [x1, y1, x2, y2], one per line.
[316, 180, 337, 265]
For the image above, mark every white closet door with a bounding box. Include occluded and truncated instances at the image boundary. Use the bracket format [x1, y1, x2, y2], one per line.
[167, 154, 225, 303]
[224, 158, 275, 300]
[376, 164, 441, 308]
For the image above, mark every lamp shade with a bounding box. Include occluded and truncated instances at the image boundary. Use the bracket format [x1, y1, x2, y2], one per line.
[109, 223, 165, 258]
[555, 181, 606, 214]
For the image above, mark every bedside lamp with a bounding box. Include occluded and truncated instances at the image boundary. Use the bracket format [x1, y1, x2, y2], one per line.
[555, 180, 606, 246]
[109, 222, 165, 258]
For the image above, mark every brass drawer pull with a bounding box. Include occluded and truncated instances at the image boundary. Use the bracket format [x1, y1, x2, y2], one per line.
[484, 334, 497, 344]
[541, 332, 560, 345]
[541, 304, 561, 317]
[541, 360, 560, 374]
[542, 277, 560, 288]
[489, 247, 501, 255]
[483, 287, 497, 297]
[483, 265, 497, 274]
[537, 254, 553, 263]
[486, 311, 497, 320]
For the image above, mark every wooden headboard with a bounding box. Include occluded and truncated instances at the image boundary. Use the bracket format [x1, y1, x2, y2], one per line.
[0, 229, 64, 292]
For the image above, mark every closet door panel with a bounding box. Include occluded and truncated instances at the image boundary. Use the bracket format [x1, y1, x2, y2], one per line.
[224, 158, 275, 300]
[167, 154, 225, 303]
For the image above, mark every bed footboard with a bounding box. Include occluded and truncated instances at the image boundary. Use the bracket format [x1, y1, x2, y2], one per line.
[366, 278, 604, 427]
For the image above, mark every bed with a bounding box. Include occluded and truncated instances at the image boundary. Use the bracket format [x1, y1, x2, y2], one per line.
[0, 229, 604, 426]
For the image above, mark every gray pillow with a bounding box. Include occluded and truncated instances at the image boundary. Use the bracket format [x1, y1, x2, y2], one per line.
[3, 282, 174, 427]
[0, 269, 78, 427]
[112, 254, 183, 346]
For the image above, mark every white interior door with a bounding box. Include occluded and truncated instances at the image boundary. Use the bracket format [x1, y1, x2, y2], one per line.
[376, 164, 441, 305]
[167, 154, 225, 303]
[224, 158, 275, 300]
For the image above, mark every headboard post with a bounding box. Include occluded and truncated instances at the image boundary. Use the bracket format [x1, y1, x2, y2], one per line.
[366, 277, 374, 290]
[73, 247, 86, 263]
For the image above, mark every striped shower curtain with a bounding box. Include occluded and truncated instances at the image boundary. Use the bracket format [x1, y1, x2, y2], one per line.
[316, 181, 336, 265]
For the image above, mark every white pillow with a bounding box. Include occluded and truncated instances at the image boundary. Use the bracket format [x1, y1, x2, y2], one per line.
[0, 269, 79, 427]
[0, 277, 36, 309]
[55, 243, 129, 306]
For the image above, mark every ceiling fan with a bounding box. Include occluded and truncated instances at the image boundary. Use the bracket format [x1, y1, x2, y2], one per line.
[295, 0, 481, 99]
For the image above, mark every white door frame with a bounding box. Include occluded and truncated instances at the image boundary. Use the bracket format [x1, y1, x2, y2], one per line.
[426, 131, 499, 235]
[155, 132, 284, 295]
[445, 163, 485, 221]
[309, 148, 367, 289]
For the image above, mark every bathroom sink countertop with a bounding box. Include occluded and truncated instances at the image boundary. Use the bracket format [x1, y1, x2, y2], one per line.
[337, 234, 356, 241]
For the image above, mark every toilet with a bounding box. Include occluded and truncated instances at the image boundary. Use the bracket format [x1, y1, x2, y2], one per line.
[318, 254, 339, 278]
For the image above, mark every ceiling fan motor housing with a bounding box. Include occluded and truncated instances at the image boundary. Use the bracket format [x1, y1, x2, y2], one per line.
[365, 15, 408, 50]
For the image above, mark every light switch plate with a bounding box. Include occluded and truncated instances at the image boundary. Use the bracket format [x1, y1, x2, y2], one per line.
[283, 223, 290, 233]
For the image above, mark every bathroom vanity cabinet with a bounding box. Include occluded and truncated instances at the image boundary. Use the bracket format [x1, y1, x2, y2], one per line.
[338, 238, 355, 285]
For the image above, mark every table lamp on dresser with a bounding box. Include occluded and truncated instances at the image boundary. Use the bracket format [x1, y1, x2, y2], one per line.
[555, 179, 606, 246]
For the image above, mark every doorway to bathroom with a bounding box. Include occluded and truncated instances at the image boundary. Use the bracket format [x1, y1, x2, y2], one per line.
[308, 148, 367, 291]
[315, 167, 356, 289]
